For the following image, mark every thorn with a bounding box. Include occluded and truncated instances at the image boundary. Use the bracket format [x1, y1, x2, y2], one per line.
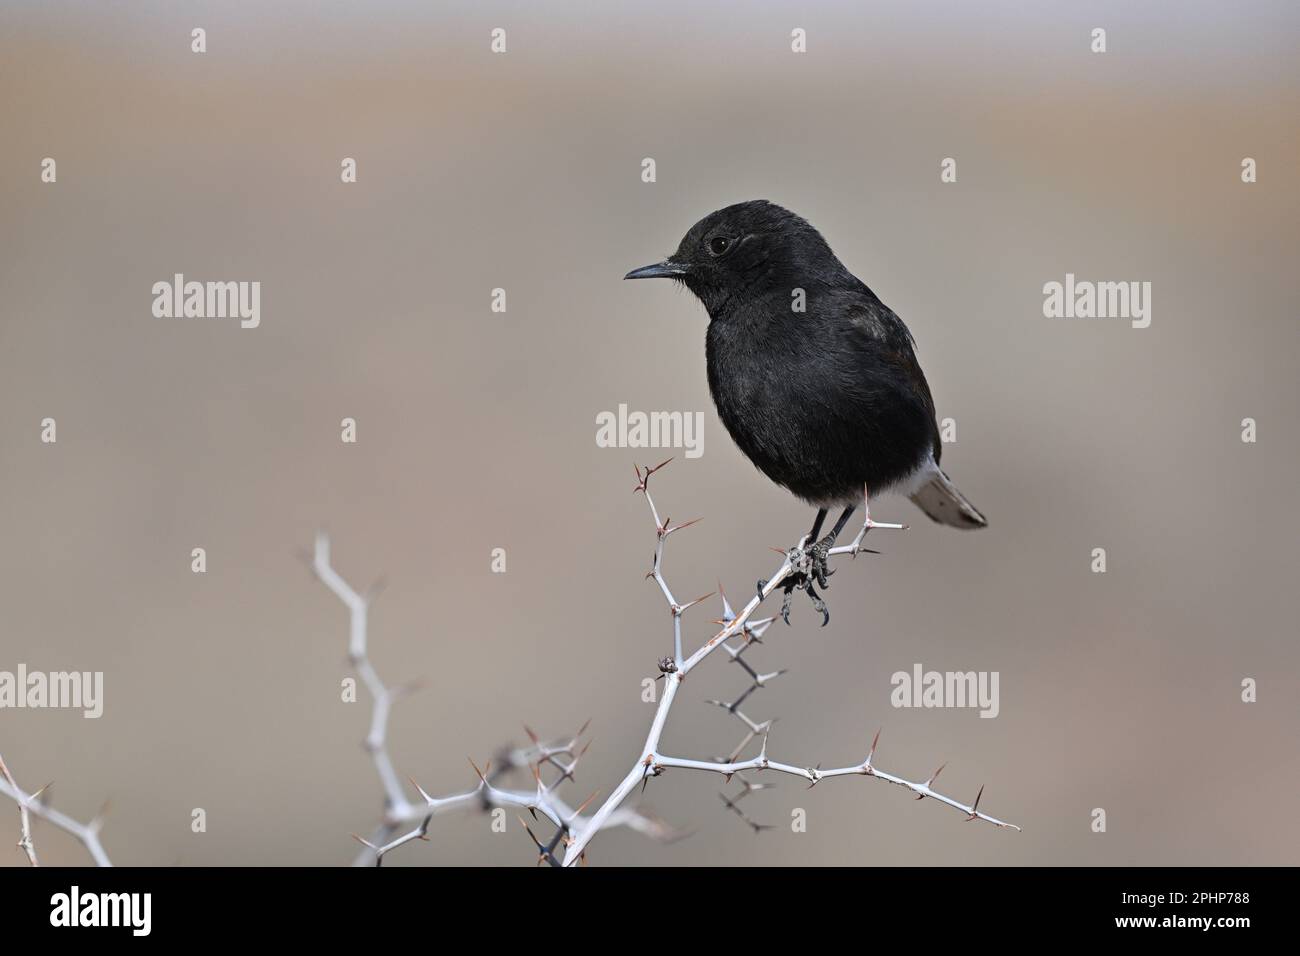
[468, 756, 490, 786]
[517, 815, 546, 856]
[408, 776, 434, 804]
[966, 785, 985, 821]
[523, 724, 540, 745]
[864, 728, 881, 771]
[917, 761, 946, 799]
[91, 800, 112, 828]
[718, 581, 735, 622]
[676, 591, 715, 615]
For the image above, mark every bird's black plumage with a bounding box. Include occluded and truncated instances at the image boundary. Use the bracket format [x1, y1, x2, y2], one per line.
[626, 200, 984, 531]
[625, 200, 985, 625]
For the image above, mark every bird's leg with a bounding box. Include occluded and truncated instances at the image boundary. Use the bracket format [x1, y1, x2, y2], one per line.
[805, 508, 828, 548]
[807, 505, 857, 588]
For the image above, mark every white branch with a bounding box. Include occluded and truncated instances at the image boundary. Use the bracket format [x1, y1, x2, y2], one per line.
[309, 531, 683, 866]
[4, 464, 1016, 870]
[313, 461, 1018, 866]
[653, 728, 1019, 829]
[0, 752, 111, 866]
[560, 462, 1019, 864]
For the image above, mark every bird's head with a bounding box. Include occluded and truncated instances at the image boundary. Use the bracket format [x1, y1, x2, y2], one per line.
[624, 200, 844, 316]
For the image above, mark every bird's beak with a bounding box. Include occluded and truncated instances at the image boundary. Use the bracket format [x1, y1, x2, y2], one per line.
[624, 260, 688, 280]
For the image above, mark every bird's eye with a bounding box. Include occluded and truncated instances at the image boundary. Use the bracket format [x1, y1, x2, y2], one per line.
[707, 236, 731, 256]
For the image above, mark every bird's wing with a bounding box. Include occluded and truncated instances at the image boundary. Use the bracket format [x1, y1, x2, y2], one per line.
[838, 293, 943, 462]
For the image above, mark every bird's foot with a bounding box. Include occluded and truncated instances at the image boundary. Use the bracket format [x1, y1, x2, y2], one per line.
[758, 539, 835, 628]
[786, 537, 834, 588]
[776, 576, 830, 628]
[806, 535, 835, 589]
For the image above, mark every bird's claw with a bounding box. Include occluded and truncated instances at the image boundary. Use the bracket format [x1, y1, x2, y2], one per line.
[769, 539, 836, 626]
[806, 583, 830, 627]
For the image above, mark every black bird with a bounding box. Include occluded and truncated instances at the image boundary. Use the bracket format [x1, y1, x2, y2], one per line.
[625, 200, 986, 624]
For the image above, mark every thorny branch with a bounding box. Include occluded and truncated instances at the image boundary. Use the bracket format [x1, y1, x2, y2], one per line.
[1, 463, 1017, 868]
[558, 458, 1019, 865]
[0, 752, 111, 866]
[308, 532, 684, 866]
[316, 459, 1018, 867]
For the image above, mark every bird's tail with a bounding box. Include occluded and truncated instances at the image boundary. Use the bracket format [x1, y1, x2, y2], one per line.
[908, 468, 987, 529]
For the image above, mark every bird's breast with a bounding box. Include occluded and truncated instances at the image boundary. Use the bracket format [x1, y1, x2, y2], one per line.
[704, 305, 936, 503]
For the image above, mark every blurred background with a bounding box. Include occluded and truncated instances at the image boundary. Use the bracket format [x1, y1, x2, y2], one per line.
[1, 0, 1297, 866]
